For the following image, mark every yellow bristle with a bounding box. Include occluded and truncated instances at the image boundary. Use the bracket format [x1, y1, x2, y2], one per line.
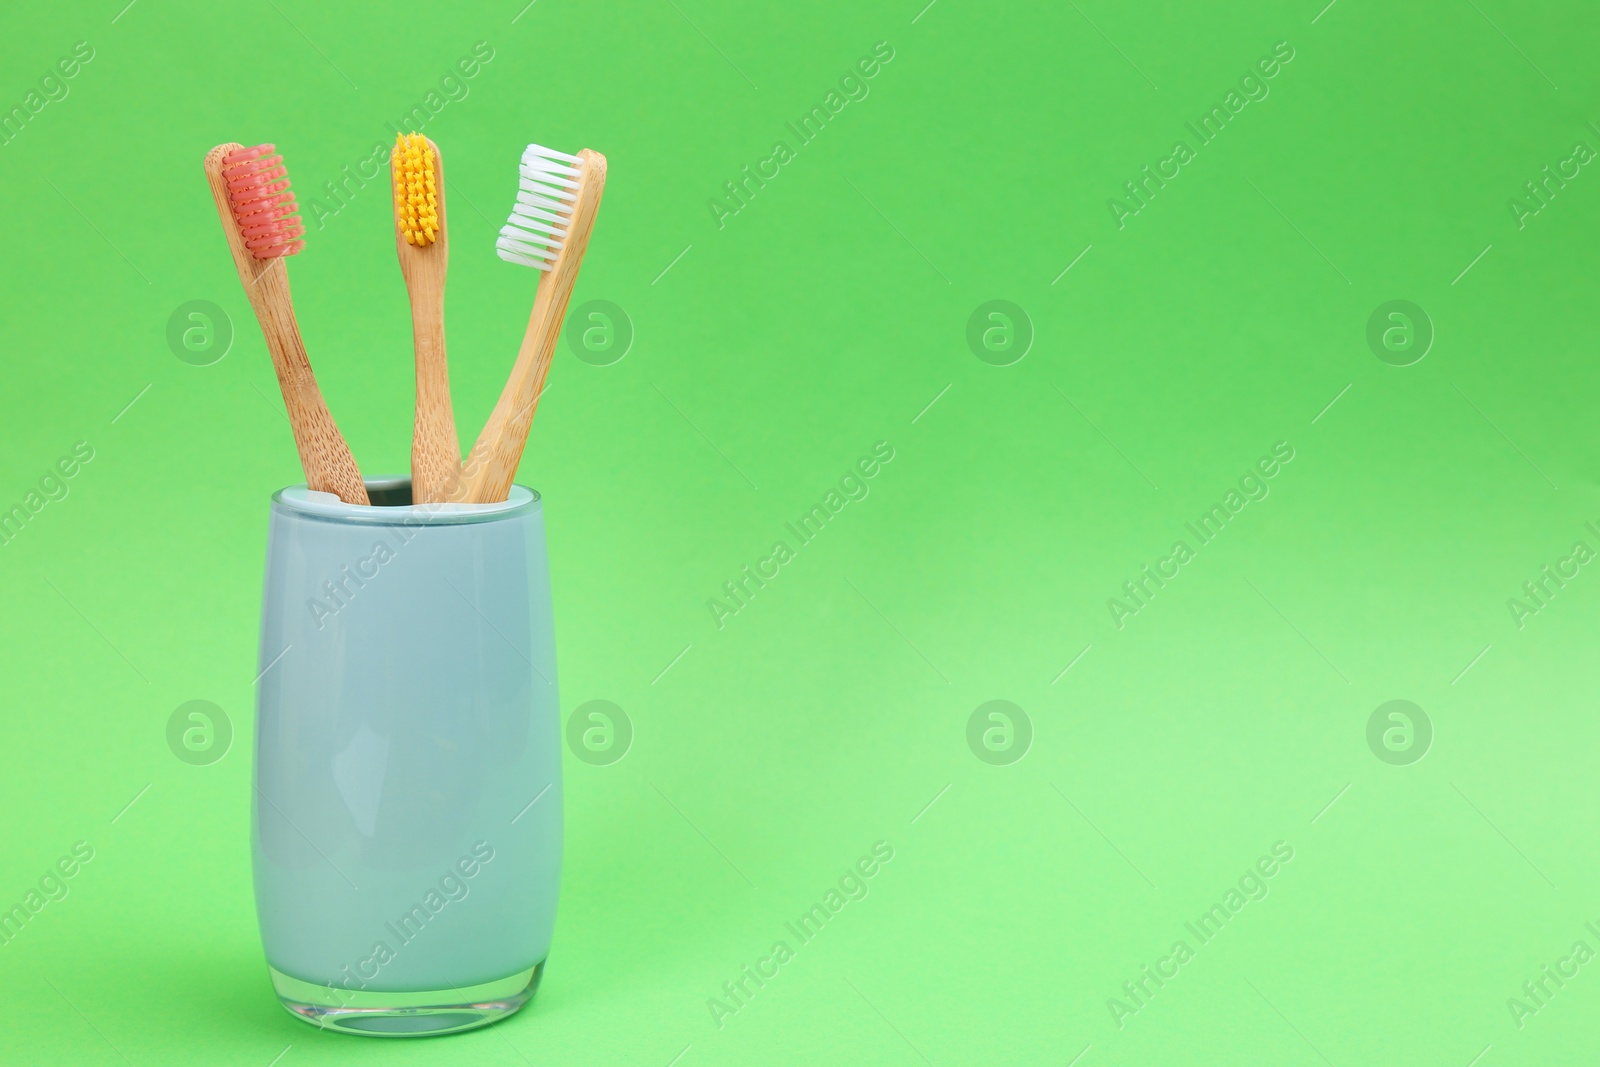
[393, 133, 440, 246]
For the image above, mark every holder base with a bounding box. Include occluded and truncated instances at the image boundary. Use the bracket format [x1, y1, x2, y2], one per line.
[269, 961, 544, 1037]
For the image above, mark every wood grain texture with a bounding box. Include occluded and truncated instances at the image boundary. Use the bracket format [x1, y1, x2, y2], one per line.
[393, 136, 462, 504]
[459, 148, 608, 504]
[204, 143, 369, 505]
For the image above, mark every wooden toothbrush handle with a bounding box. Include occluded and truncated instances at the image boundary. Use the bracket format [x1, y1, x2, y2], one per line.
[247, 260, 370, 505]
[458, 277, 564, 503]
[409, 285, 461, 504]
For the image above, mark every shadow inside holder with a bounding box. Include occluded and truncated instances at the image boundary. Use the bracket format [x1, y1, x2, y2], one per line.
[363, 477, 415, 508]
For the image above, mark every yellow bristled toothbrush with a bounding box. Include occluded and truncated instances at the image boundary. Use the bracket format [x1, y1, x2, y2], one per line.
[391, 133, 462, 504]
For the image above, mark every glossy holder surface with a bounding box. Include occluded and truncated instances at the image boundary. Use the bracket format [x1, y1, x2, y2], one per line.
[253, 477, 561, 1036]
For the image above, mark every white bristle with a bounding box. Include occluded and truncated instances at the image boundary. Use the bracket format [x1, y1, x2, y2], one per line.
[496, 143, 583, 270]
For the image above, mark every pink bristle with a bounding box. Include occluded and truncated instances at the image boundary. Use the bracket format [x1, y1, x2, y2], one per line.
[222, 144, 306, 259]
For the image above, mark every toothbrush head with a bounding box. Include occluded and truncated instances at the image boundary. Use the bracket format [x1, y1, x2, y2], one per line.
[495, 143, 585, 270]
[221, 144, 305, 259]
[392, 132, 440, 247]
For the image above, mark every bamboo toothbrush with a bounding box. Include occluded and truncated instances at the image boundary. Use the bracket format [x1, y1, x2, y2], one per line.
[458, 143, 607, 504]
[204, 142, 369, 505]
[391, 133, 462, 504]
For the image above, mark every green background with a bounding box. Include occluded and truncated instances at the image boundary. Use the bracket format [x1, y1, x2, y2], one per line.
[2, 0, 1599, 1062]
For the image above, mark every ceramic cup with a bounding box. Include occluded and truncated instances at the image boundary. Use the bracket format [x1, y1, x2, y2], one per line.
[252, 476, 560, 1036]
